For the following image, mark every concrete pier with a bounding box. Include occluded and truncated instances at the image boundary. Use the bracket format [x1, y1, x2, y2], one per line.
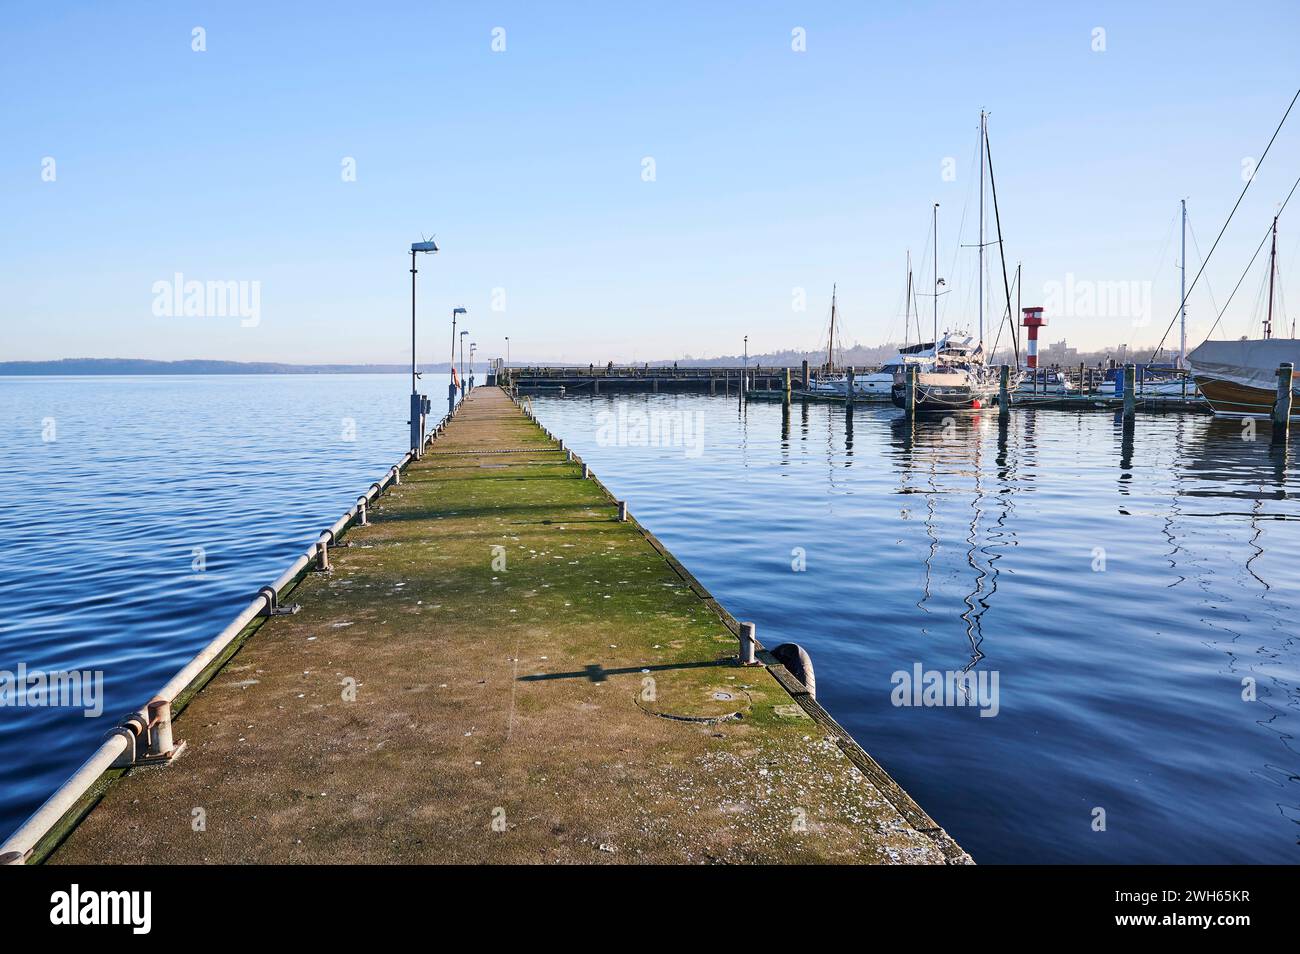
[44, 387, 967, 865]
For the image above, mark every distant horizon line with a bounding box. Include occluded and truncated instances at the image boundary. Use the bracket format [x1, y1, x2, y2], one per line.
[1, 339, 1185, 376]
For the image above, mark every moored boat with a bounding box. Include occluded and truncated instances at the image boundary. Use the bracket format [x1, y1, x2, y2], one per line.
[890, 331, 1000, 411]
[1186, 215, 1297, 418]
[1188, 338, 1299, 417]
[808, 341, 935, 400]
[1015, 367, 1076, 396]
[890, 111, 1015, 414]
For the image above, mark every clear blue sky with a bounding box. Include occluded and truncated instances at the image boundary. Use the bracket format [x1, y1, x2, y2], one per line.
[3, 1, 1298, 364]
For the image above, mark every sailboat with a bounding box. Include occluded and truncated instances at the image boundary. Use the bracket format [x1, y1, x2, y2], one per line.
[860, 254, 938, 399]
[892, 111, 1006, 412]
[808, 262, 936, 400]
[1187, 213, 1299, 418]
[806, 284, 853, 396]
[806, 285, 907, 400]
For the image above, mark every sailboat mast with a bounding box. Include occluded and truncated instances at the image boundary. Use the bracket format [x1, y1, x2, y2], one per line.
[933, 203, 939, 344]
[979, 110, 985, 348]
[1179, 199, 1187, 366]
[984, 116, 1020, 367]
[1016, 262, 1022, 354]
[1265, 215, 1278, 339]
[905, 252, 913, 348]
[828, 284, 837, 370]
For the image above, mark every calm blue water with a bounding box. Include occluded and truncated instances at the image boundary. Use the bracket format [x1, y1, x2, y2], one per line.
[2, 377, 1297, 863]
[0, 374, 441, 844]
[530, 392, 1300, 864]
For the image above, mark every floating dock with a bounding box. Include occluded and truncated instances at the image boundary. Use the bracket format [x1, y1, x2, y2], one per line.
[508, 365, 790, 395]
[17, 387, 968, 865]
[508, 365, 1209, 415]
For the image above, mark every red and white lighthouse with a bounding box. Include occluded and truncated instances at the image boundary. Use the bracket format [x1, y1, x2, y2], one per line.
[1021, 306, 1047, 369]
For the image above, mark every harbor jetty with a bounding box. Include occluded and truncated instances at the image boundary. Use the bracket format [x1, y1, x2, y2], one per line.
[508, 364, 1208, 413]
[507, 365, 791, 395]
[10, 386, 968, 865]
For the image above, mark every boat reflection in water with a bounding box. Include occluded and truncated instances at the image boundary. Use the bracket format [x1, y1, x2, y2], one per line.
[889, 410, 1016, 677]
[532, 391, 1300, 863]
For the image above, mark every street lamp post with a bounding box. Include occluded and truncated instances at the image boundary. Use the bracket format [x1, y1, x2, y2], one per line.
[409, 240, 438, 456]
[470, 342, 477, 388]
[505, 336, 510, 368]
[448, 306, 466, 414]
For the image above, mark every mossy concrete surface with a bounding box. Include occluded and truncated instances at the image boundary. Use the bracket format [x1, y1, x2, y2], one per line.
[51, 387, 965, 864]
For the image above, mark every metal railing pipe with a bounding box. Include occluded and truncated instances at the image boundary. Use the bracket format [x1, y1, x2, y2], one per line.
[0, 448, 416, 863]
[0, 733, 132, 864]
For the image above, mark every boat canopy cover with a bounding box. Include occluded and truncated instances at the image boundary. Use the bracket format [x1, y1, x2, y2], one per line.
[1187, 339, 1300, 391]
[938, 332, 979, 353]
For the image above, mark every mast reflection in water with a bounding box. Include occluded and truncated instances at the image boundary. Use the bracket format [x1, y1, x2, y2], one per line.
[534, 392, 1300, 864]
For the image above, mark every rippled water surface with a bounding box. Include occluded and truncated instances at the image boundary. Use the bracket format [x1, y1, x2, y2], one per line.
[530, 392, 1300, 864]
[0, 374, 427, 842]
[3, 377, 1298, 862]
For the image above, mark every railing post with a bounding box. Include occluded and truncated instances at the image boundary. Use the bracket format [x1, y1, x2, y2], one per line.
[144, 698, 183, 761]
[738, 622, 758, 666]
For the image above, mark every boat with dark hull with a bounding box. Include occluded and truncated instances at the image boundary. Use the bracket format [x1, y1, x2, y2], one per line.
[1188, 338, 1300, 418]
[1187, 215, 1298, 419]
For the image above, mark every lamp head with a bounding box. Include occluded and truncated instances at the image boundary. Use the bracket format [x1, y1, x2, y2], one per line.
[453, 306, 467, 316]
[411, 240, 439, 254]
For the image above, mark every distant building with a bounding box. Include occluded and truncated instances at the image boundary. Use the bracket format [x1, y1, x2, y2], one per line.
[1040, 338, 1078, 363]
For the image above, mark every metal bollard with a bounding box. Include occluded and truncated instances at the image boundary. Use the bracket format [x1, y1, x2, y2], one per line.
[145, 698, 183, 760]
[566, 449, 573, 462]
[316, 531, 331, 571]
[581, 463, 589, 479]
[390, 466, 401, 486]
[357, 496, 368, 526]
[617, 501, 627, 522]
[738, 622, 758, 666]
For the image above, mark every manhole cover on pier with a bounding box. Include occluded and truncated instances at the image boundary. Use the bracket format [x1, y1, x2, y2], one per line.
[635, 683, 753, 723]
